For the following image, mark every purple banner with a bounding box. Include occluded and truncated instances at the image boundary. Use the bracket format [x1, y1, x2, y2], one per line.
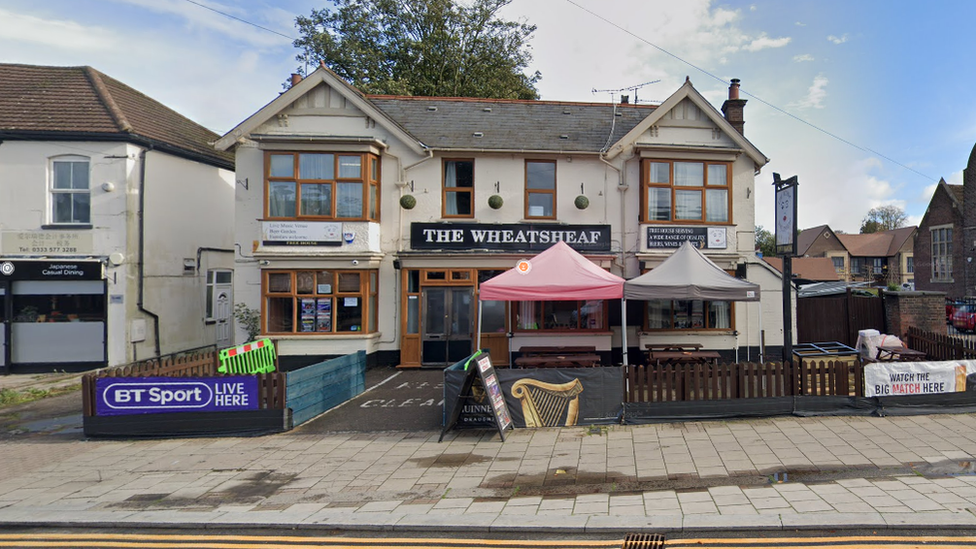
[95, 376, 259, 416]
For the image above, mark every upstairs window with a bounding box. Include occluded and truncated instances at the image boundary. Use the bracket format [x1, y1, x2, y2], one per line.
[266, 152, 379, 221]
[642, 160, 730, 224]
[51, 157, 90, 224]
[525, 160, 556, 219]
[443, 159, 473, 217]
[932, 227, 952, 281]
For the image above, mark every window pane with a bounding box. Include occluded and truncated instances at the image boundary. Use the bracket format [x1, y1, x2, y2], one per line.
[527, 193, 552, 217]
[526, 161, 555, 189]
[268, 273, 291, 293]
[53, 193, 72, 223]
[406, 295, 419, 334]
[269, 181, 296, 217]
[481, 301, 506, 333]
[544, 301, 577, 329]
[649, 162, 669, 184]
[338, 272, 360, 292]
[338, 155, 361, 178]
[300, 183, 332, 216]
[674, 162, 703, 186]
[369, 293, 377, 332]
[517, 301, 540, 330]
[445, 160, 473, 188]
[369, 184, 377, 219]
[337, 182, 362, 217]
[53, 162, 72, 189]
[316, 298, 332, 332]
[674, 300, 704, 329]
[707, 164, 727, 186]
[647, 187, 671, 221]
[266, 297, 294, 332]
[73, 193, 90, 223]
[580, 300, 604, 329]
[296, 271, 315, 294]
[299, 153, 334, 179]
[270, 155, 294, 177]
[706, 189, 728, 222]
[337, 296, 362, 331]
[316, 271, 333, 294]
[445, 190, 471, 216]
[647, 300, 670, 329]
[675, 190, 702, 220]
[371, 157, 379, 181]
[71, 162, 89, 189]
[709, 301, 731, 329]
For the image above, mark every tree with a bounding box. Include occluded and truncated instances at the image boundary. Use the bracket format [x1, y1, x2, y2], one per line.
[860, 205, 908, 233]
[294, 0, 541, 99]
[755, 225, 775, 258]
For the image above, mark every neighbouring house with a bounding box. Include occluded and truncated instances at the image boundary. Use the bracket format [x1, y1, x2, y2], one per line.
[217, 67, 785, 369]
[762, 257, 840, 285]
[915, 177, 966, 298]
[796, 224, 916, 287]
[0, 63, 235, 373]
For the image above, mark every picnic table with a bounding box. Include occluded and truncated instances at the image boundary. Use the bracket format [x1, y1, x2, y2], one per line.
[513, 354, 601, 368]
[646, 350, 721, 365]
[519, 346, 597, 356]
[874, 345, 926, 362]
[644, 343, 704, 351]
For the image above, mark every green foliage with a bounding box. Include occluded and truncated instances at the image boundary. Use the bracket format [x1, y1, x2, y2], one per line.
[574, 195, 589, 210]
[234, 302, 261, 342]
[487, 194, 504, 209]
[860, 205, 908, 233]
[399, 194, 417, 209]
[0, 384, 79, 408]
[293, 0, 541, 99]
[755, 225, 776, 258]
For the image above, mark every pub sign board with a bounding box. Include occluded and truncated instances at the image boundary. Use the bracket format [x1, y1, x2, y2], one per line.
[0, 260, 102, 281]
[95, 376, 259, 416]
[411, 223, 611, 252]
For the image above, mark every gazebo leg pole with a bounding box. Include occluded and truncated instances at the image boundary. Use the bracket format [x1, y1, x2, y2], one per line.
[476, 301, 483, 352]
[621, 298, 628, 366]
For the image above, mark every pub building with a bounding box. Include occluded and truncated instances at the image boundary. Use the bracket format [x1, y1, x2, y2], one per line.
[218, 69, 784, 369]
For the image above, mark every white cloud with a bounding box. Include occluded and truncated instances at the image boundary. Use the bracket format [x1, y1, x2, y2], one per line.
[947, 169, 965, 185]
[795, 21, 806, 27]
[0, 9, 117, 51]
[793, 54, 814, 62]
[790, 74, 829, 109]
[744, 33, 791, 52]
[827, 33, 849, 44]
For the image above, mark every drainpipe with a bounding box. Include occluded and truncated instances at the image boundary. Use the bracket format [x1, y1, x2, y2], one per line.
[137, 148, 161, 358]
[600, 154, 628, 366]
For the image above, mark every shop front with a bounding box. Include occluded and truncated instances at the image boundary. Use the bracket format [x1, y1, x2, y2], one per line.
[0, 259, 106, 373]
[399, 223, 617, 368]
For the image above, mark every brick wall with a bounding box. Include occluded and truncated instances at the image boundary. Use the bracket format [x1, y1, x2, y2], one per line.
[915, 183, 964, 298]
[884, 291, 946, 340]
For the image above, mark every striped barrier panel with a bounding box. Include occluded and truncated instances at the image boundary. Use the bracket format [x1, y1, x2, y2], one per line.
[218, 338, 277, 374]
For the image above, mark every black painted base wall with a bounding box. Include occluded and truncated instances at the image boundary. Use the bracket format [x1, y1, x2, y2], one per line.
[83, 409, 292, 438]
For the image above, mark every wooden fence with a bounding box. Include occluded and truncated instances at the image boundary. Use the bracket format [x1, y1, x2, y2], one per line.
[906, 326, 976, 361]
[625, 360, 864, 403]
[81, 346, 286, 417]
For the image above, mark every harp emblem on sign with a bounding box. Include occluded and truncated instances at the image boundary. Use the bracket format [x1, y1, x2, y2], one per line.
[511, 378, 583, 427]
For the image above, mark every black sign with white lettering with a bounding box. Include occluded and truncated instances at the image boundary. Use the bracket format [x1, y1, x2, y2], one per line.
[646, 227, 708, 248]
[0, 260, 102, 280]
[411, 223, 611, 252]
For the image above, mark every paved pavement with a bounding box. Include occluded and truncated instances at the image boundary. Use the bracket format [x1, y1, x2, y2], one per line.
[5, 374, 976, 534]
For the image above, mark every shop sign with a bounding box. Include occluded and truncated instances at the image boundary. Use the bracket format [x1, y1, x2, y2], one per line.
[261, 221, 343, 246]
[411, 223, 611, 252]
[95, 376, 259, 416]
[864, 360, 976, 397]
[0, 260, 102, 280]
[2, 231, 93, 255]
[646, 227, 710, 248]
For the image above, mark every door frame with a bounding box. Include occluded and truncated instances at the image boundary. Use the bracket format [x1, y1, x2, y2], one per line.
[420, 286, 474, 367]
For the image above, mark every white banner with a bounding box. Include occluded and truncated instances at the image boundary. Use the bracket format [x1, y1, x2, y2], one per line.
[864, 360, 976, 397]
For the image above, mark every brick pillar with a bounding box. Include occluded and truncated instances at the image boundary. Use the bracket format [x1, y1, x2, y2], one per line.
[884, 291, 947, 340]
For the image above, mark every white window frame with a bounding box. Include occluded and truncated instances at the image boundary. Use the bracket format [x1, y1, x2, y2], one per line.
[205, 269, 233, 321]
[50, 155, 91, 225]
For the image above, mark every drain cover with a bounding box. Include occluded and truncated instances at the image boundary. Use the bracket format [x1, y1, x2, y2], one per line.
[621, 533, 665, 549]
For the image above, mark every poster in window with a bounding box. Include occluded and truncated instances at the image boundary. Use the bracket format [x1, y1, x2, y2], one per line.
[344, 297, 358, 307]
[301, 298, 315, 315]
[316, 298, 332, 331]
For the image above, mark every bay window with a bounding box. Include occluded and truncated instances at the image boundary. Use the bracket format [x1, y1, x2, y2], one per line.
[264, 270, 376, 334]
[266, 152, 379, 221]
[642, 160, 730, 223]
[515, 300, 605, 331]
[646, 300, 732, 330]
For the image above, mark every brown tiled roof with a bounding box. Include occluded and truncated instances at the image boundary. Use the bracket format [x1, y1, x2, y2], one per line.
[796, 224, 832, 256]
[763, 257, 840, 282]
[836, 226, 917, 257]
[0, 63, 232, 169]
[948, 182, 965, 205]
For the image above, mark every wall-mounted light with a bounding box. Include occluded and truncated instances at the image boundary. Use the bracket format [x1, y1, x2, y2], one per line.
[101, 182, 116, 192]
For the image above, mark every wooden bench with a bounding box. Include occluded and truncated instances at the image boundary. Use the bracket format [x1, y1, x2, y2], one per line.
[874, 345, 926, 362]
[646, 350, 721, 366]
[518, 346, 597, 356]
[645, 343, 703, 351]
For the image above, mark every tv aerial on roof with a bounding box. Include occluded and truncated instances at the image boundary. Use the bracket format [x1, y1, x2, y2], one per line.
[592, 79, 661, 104]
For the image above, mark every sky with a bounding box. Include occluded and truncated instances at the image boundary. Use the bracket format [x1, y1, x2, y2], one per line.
[2, 0, 974, 235]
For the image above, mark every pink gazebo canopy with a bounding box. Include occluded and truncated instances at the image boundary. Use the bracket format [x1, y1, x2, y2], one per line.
[479, 241, 624, 301]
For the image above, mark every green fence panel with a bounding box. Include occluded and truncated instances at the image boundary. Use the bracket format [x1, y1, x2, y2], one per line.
[218, 338, 277, 374]
[286, 351, 366, 426]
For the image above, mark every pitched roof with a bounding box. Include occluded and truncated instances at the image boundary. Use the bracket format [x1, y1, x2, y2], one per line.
[796, 224, 834, 256]
[368, 95, 655, 153]
[836, 226, 917, 257]
[763, 257, 840, 282]
[0, 63, 232, 169]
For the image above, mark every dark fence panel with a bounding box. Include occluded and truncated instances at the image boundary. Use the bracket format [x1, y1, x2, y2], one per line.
[286, 350, 366, 426]
[907, 326, 976, 360]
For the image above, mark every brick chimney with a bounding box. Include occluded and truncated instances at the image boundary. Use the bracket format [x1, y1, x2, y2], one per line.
[290, 73, 303, 88]
[721, 78, 747, 136]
